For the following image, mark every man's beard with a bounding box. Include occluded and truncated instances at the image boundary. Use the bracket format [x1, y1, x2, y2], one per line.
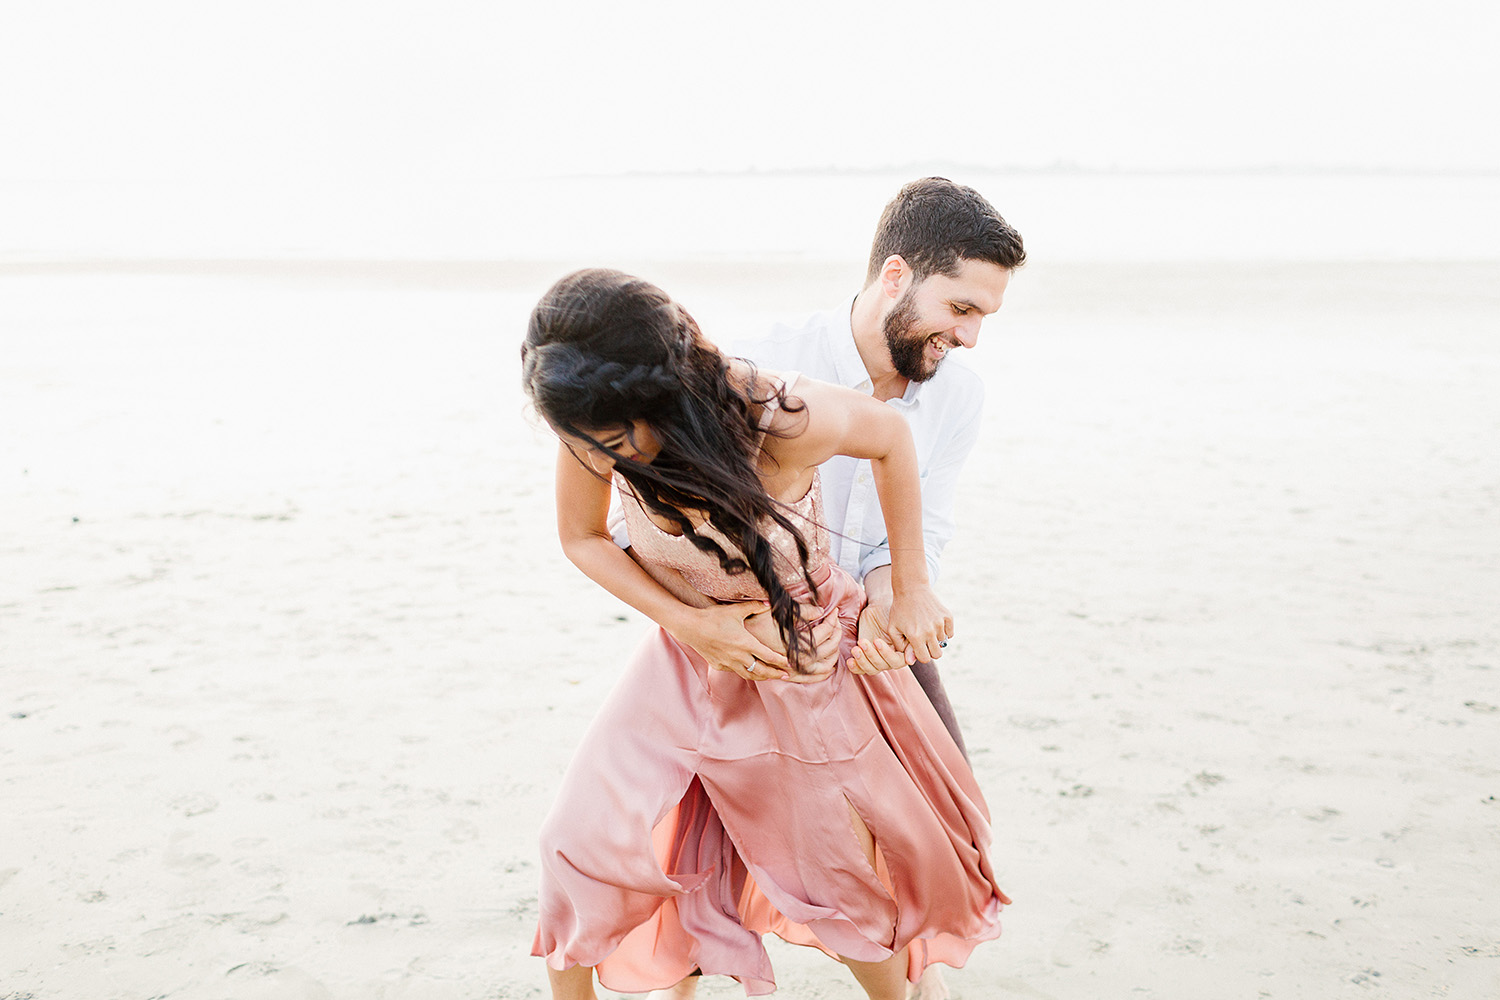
[883, 290, 941, 383]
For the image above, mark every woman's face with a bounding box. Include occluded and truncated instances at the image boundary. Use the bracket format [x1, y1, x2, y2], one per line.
[559, 420, 661, 475]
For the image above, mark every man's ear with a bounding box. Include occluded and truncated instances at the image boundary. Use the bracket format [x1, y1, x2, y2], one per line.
[877, 254, 911, 300]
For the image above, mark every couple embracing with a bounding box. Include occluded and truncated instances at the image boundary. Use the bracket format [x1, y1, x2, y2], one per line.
[521, 177, 1025, 999]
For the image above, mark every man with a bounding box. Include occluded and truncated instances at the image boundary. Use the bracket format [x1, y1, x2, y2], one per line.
[640, 177, 1024, 1000]
[727, 176, 1024, 757]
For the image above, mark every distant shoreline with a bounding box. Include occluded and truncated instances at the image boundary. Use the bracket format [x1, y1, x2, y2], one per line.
[4, 257, 1498, 277]
[5, 171, 1499, 265]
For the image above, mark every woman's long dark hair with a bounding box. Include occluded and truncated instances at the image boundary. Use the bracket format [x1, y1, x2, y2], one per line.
[521, 269, 821, 671]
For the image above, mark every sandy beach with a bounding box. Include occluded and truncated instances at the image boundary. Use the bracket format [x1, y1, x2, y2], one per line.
[3, 257, 1497, 999]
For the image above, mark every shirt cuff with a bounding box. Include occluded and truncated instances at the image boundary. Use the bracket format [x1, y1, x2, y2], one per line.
[608, 505, 631, 550]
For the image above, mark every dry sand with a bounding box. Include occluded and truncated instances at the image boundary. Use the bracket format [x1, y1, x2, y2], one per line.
[2, 258, 1497, 999]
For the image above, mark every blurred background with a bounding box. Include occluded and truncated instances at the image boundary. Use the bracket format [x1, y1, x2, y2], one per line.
[4, 0, 1498, 263]
[4, 4, 1498, 999]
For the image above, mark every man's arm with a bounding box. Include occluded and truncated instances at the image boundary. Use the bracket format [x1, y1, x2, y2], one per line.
[555, 443, 795, 680]
[612, 486, 840, 677]
[623, 547, 840, 682]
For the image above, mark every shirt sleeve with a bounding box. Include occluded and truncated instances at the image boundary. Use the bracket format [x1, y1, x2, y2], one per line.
[608, 493, 631, 550]
[856, 383, 985, 586]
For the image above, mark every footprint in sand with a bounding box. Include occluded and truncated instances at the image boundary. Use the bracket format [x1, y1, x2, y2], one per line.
[163, 830, 220, 871]
[1049, 914, 1114, 968]
[223, 963, 333, 1000]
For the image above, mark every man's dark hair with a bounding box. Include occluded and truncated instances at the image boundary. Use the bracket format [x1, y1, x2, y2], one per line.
[864, 177, 1026, 284]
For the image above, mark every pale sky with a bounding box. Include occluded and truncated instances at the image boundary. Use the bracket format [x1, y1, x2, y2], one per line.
[4, 0, 1498, 184]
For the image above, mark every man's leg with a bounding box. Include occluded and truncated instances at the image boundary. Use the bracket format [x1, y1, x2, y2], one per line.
[909, 660, 969, 761]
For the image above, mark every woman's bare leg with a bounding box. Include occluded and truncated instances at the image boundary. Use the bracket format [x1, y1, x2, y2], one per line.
[843, 947, 910, 1000]
[835, 796, 911, 999]
[547, 964, 596, 1000]
[646, 977, 700, 1000]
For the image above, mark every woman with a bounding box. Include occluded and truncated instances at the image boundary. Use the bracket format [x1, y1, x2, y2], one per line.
[522, 269, 1008, 1000]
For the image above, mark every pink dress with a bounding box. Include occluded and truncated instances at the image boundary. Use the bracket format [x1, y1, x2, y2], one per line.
[532, 376, 1005, 996]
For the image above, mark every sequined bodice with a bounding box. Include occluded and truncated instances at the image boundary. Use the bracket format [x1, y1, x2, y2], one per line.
[616, 370, 829, 602]
[618, 470, 829, 602]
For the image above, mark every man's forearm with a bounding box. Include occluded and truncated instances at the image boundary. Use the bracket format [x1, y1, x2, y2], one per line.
[625, 547, 715, 609]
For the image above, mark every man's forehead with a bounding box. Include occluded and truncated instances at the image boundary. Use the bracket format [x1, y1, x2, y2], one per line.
[927, 259, 1010, 312]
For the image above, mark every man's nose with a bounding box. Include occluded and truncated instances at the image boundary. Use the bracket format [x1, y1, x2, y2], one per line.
[952, 317, 981, 349]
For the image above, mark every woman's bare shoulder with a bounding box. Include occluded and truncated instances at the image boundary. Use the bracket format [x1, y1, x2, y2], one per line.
[763, 374, 872, 466]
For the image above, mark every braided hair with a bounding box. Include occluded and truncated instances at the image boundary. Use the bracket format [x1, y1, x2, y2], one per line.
[521, 269, 822, 671]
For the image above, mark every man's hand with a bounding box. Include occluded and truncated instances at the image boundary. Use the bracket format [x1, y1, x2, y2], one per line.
[665, 602, 793, 681]
[744, 603, 840, 683]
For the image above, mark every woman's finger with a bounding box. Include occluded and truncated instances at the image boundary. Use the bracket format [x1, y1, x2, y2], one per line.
[924, 635, 945, 662]
[870, 634, 907, 672]
[848, 642, 874, 675]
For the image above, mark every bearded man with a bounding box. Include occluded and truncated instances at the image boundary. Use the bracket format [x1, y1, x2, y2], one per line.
[727, 176, 1026, 757]
[635, 176, 1025, 1000]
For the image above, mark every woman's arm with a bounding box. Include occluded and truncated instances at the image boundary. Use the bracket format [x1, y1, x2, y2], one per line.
[553, 442, 795, 680]
[765, 380, 953, 664]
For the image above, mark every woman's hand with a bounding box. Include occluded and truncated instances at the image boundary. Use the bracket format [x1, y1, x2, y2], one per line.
[885, 585, 954, 665]
[744, 603, 840, 683]
[665, 602, 794, 682]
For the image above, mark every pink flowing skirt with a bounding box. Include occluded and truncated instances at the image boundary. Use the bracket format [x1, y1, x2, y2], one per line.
[531, 563, 1004, 995]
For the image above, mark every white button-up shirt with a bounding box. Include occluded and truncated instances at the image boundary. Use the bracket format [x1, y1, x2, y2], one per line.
[726, 299, 985, 586]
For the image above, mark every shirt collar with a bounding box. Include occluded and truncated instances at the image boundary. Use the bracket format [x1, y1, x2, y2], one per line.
[834, 295, 926, 407]
[831, 296, 871, 392]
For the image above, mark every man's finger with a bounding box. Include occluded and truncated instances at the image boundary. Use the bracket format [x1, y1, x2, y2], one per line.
[744, 658, 789, 682]
[807, 645, 840, 676]
[784, 660, 834, 684]
[750, 640, 790, 670]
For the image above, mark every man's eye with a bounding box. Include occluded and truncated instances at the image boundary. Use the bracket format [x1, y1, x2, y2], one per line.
[952, 306, 969, 316]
